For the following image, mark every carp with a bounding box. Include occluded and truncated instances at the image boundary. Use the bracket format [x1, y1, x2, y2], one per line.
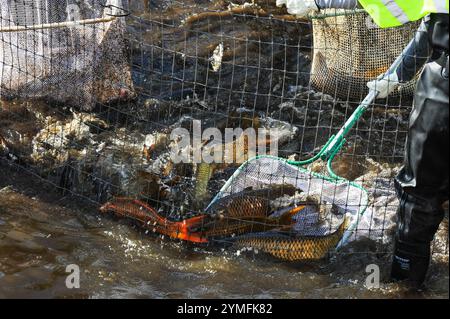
[205, 185, 298, 218]
[232, 216, 350, 261]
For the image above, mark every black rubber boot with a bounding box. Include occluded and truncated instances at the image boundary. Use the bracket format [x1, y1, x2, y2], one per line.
[391, 176, 445, 289]
[391, 239, 431, 289]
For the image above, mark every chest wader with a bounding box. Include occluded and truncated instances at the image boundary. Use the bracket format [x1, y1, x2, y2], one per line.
[391, 13, 449, 288]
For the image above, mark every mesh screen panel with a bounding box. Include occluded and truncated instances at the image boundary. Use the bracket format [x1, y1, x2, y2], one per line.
[0, 0, 133, 110]
[0, 1, 447, 261]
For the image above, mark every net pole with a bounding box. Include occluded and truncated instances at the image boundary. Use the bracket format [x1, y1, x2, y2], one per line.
[0, 17, 117, 33]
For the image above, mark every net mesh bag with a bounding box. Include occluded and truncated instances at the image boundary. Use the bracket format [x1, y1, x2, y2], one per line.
[310, 9, 420, 101]
[208, 156, 369, 249]
[0, 0, 133, 110]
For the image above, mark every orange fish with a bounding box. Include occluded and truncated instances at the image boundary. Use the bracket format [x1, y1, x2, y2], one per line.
[100, 197, 207, 243]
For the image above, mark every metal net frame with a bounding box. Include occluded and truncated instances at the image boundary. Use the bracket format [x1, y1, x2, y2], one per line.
[0, 0, 448, 262]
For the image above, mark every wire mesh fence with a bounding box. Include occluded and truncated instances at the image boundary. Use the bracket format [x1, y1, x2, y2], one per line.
[0, 0, 448, 262]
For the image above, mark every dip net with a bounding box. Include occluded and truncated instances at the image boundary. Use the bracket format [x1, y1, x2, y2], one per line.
[206, 156, 369, 249]
[310, 9, 421, 101]
[0, 0, 447, 261]
[0, 0, 133, 110]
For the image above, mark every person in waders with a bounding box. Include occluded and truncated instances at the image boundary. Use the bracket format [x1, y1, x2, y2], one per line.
[277, 0, 449, 289]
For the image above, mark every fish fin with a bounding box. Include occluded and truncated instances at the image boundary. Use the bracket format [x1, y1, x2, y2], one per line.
[181, 214, 207, 229]
[174, 231, 208, 243]
[337, 216, 351, 236]
[278, 205, 306, 225]
[287, 205, 306, 217]
[171, 215, 209, 243]
[342, 216, 351, 230]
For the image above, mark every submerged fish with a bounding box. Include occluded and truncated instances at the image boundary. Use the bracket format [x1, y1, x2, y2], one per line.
[233, 216, 350, 261]
[100, 198, 207, 243]
[194, 162, 215, 200]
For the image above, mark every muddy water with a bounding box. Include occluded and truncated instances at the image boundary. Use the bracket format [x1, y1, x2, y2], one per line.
[0, 164, 448, 299]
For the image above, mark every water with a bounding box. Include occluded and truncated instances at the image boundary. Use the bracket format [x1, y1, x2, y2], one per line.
[0, 164, 448, 299]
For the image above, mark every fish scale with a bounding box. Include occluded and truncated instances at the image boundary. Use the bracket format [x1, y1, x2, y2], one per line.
[212, 196, 270, 218]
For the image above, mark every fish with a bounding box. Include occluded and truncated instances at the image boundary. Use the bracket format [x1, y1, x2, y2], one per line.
[193, 205, 306, 239]
[100, 197, 207, 243]
[207, 195, 270, 219]
[205, 186, 298, 218]
[194, 162, 215, 200]
[232, 216, 350, 261]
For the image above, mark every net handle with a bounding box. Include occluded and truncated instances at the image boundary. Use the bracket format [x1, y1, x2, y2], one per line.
[321, 90, 377, 162]
[0, 16, 117, 33]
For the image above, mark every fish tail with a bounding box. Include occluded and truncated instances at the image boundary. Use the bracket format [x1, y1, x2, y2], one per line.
[167, 215, 209, 243]
[327, 216, 351, 250]
[339, 216, 351, 235]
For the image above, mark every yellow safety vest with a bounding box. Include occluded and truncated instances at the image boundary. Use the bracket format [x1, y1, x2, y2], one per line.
[358, 0, 449, 28]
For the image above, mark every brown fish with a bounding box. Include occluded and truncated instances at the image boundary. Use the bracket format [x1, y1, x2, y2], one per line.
[233, 216, 350, 261]
[206, 186, 298, 219]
